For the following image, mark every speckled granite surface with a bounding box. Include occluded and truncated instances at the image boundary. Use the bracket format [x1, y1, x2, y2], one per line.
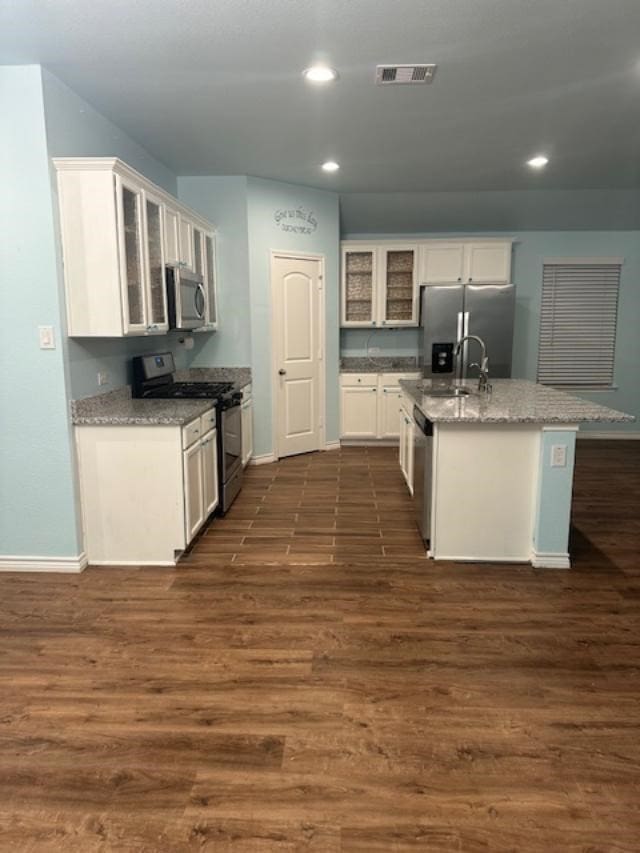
[400, 379, 635, 425]
[72, 387, 215, 426]
[341, 356, 419, 374]
[173, 367, 251, 388]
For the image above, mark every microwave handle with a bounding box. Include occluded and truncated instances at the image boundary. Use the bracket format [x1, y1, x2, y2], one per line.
[195, 283, 206, 320]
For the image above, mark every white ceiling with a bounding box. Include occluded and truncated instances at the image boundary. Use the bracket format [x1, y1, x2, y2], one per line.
[3, 0, 640, 192]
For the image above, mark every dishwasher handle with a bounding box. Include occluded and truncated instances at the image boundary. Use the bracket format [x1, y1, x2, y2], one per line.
[413, 405, 434, 437]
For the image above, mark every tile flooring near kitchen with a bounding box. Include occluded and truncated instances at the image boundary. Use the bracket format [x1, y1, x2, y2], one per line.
[0, 443, 639, 851]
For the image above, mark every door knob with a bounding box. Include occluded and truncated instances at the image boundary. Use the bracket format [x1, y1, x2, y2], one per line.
[278, 369, 286, 376]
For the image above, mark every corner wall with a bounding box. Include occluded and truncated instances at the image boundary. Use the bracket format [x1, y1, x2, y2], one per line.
[0, 66, 81, 558]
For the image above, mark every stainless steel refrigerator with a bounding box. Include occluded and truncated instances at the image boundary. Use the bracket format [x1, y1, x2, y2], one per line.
[419, 283, 515, 381]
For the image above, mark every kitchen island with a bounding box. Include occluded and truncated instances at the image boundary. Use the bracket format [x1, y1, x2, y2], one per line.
[399, 378, 633, 568]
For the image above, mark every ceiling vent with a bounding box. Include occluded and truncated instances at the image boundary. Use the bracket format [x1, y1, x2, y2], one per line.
[375, 64, 437, 85]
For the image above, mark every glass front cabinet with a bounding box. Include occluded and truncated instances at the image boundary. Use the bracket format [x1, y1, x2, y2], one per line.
[54, 158, 218, 338]
[341, 243, 419, 328]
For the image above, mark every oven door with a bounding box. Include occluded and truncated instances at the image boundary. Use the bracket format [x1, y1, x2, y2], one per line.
[220, 403, 242, 482]
[168, 267, 205, 330]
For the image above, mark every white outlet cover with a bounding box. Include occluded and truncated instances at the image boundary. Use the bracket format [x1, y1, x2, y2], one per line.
[38, 325, 55, 349]
[551, 445, 567, 467]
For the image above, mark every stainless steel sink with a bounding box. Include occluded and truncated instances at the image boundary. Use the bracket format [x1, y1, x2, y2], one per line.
[424, 387, 473, 398]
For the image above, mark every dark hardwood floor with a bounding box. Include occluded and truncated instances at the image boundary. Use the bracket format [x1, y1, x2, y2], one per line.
[1, 441, 639, 851]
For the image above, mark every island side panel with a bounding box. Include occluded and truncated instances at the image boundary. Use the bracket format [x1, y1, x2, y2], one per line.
[531, 426, 578, 569]
[431, 423, 540, 563]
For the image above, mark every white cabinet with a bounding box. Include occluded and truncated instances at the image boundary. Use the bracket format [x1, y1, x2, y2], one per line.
[340, 372, 420, 439]
[420, 242, 465, 284]
[75, 409, 219, 565]
[241, 384, 253, 466]
[464, 241, 512, 283]
[201, 428, 219, 516]
[419, 239, 512, 285]
[183, 438, 205, 542]
[164, 206, 180, 265]
[340, 377, 379, 438]
[54, 158, 216, 338]
[399, 396, 415, 494]
[379, 383, 404, 437]
[342, 244, 419, 328]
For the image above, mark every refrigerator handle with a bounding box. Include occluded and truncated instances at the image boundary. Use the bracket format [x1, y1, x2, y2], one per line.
[456, 311, 464, 380]
[463, 311, 470, 337]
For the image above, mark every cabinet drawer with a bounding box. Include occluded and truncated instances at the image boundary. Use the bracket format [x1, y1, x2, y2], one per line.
[340, 373, 378, 387]
[379, 372, 421, 385]
[182, 418, 202, 449]
[200, 408, 217, 435]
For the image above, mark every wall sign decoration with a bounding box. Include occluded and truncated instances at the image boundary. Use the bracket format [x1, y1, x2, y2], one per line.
[274, 207, 318, 235]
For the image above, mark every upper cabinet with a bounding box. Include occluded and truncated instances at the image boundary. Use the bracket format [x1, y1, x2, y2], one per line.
[419, 239, 512, 285]
[341, 239, 512, 327]
[341, 243, 419, 328]
[54, 158, 217, 337]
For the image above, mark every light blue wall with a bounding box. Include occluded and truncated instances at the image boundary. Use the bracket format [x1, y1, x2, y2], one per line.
[177, 176, 251, 367]
[41, 68, 193, 399]
[0, 66, 80, 557]
[42, 70, 177, 194]
[344, 231, 640, 432]
[247, 177, 340, 456]
[340, 328, 419, 358]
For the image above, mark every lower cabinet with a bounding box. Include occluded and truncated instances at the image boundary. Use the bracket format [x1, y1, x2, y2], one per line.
[241, 384, 253, 466]
[75, 408, 219, 566]
[340, 372, 420, 439]
[399, 398, 415, 494]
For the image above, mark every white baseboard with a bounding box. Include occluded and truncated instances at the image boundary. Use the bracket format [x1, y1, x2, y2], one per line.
[340, 439, 400, 447]
[531, 550, 571, 569]
[0, 553, 88, 573]
[577, 431, 640, 440]
[88, 559, 177, 567]
[250, 452, 277, 466]
[323, 440, 341, 451]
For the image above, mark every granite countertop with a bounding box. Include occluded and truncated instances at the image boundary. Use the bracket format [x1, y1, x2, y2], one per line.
[72, 387, 215, 426]
[340, 356, 419, 374]
[173, 367, 251, 388]
[400, 379, 635, 425]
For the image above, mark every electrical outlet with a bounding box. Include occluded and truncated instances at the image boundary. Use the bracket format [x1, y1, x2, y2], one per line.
[551, 444, 567, 467]
[369, 346, 381, 354]
[97, 371, 109, 387]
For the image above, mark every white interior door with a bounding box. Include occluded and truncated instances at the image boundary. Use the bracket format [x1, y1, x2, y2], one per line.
[272, 254, 323, 459]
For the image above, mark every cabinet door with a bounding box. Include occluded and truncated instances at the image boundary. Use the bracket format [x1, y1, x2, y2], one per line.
[241, 401, 253, 466]
[117, 178, 147, 334]
[143, 194, 168, 332]
[179, 216, 194, 269]
[164, 207, 180, 264]
[379, 385, 404, 438]
[380, 246, 418, 326]
[342, 246, 377, 326]
[420, 243, 465, 284]
[340, 386, 378, 437]
[404, 411, 415, 495]
[183, 441, 204, 543]
[464, 242, 511, 283]
[201, 429, 219, 517]
[204, 233, 218, 328]
[399, 412, 407, 476]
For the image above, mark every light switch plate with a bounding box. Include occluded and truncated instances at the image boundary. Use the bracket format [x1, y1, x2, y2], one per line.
[551, 444, 567, 467]
[97, 371, 109, 386]
[38, 325, 55, 349]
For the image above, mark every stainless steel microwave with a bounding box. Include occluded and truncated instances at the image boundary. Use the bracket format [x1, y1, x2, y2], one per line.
[166, 265, 206, 330]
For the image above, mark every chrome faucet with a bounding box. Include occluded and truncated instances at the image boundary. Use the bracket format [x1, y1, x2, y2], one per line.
[455, 335, 492, 394]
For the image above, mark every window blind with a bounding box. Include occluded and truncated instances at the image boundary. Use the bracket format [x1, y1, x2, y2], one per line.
[537, 262, 620, 388]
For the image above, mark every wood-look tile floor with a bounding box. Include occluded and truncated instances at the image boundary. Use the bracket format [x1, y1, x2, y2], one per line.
[1, 442, 639, 851]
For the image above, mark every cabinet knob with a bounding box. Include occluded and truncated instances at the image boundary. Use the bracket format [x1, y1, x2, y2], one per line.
[457, 277, 462, 282]
[278, 369, 287, 376]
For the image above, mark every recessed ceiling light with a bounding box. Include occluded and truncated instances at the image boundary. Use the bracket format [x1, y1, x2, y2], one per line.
[527, 155, 549, 169]
[321, 161, 340, 173]
[303, 65, 338, 83]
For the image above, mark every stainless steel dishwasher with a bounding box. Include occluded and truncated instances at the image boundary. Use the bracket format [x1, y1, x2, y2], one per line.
[413, 405, 434, 545]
